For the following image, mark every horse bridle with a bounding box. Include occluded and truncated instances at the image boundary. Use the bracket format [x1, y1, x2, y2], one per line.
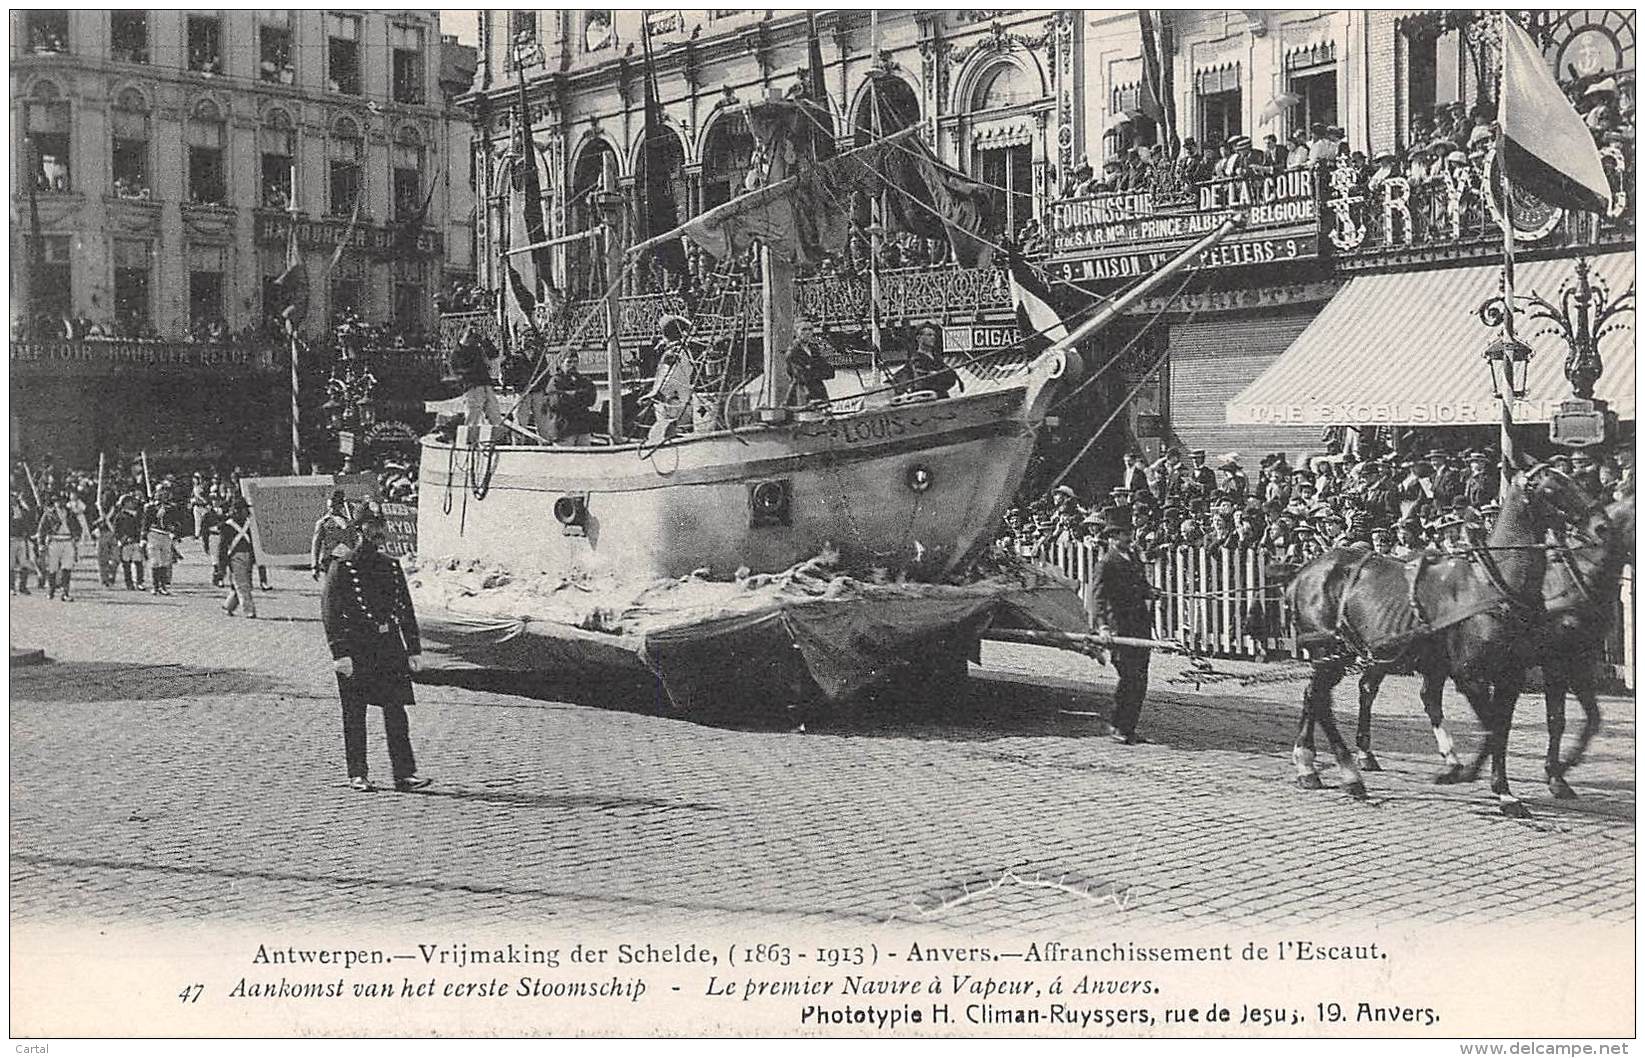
[1465, 464, 1611, 615]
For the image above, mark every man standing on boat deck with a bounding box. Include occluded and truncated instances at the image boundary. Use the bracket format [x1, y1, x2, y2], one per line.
[545, 351, 597, 445]
[784, 316, 835, 406]
[1089, 507, 1156, 745]
[451, 324, 502, 430]
[906, 321, 961, 399]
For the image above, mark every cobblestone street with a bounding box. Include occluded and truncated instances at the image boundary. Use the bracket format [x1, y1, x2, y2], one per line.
[9, 558, 1635, 934]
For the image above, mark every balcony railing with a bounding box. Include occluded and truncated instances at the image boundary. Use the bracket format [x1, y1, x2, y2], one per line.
[1322, 151, 1634, 267]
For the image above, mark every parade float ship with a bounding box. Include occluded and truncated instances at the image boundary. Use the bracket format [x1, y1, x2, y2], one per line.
[412, 98, 1238, 711]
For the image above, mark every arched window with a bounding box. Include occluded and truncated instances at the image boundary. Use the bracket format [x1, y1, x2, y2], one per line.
[853, 76, 920, 144]
[329, 117, 364, 216]
[851, 76, 921, 227]
[261, 108, 295, 209]
[972, 63, 1037, 112]
[568, 139, 618, 297]
[967, 62, 1038, 235]
[634, 128, 686, 221]
[185, 99, 226, 204]
[392, 126, 426, 220]
[23, 81, 71, 193]
[112, 88, 151, 200]
[701, 115, 755, 211]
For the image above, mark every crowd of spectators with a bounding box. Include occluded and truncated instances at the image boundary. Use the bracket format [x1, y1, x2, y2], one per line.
[11, 308, 435, 351]
[1055, 74, 1633, 215]
[1002, 442, 1631, 566]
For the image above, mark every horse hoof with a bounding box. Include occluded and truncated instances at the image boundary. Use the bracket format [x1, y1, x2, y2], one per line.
[1356, 750, 1383, 772]
[1295, 773, 1324, 791]
[1344, 781, 1369, 801]
[1433, 765, 1467, 785]
[1499, 799, 1533, 820]
[1547, 775, 1579, 800]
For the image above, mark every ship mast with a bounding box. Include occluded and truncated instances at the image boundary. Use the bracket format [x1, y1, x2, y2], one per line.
[760, 149, 795, 410]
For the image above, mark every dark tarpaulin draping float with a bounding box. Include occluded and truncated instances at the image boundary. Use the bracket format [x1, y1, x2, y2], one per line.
[408, 555, 1089, 710]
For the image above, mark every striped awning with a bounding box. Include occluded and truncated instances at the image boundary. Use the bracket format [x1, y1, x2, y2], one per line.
[1226, 251, 1635, 428]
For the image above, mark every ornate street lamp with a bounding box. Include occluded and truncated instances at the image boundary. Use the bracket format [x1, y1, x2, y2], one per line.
[1480, 335, 1533, 400]
[1479, 257, 1634, 447]
[1519, 257, 1634, 402]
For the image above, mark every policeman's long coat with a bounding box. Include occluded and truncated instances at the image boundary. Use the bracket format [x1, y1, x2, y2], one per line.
[322, 547, 422, 708]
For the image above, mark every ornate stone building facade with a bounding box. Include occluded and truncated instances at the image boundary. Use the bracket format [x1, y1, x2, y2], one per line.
[9, 11, 476, 464]
[10, 10, 474, 342]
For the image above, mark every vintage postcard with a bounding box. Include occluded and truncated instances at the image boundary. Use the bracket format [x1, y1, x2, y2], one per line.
[9, 6, 1635, 1042]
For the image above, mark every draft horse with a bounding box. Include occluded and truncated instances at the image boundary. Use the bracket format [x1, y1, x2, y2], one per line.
[1348, 488, 1633, 800]
[1282, 466, 1596, 818]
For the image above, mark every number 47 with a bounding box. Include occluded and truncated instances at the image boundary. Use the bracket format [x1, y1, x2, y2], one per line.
[178, 984, 204, 1004]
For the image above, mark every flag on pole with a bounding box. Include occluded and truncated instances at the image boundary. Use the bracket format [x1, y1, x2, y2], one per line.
[1137, 12, 1177, 150]
[21, 137, 43, 324]
[1499, 16, 1611, 215]
[1006, 252, 1070, 355]
[502, 79, 555, 334]
[805, 13, 836, 161]
[638, 29, 685, 275]
[389, 171, 440, 256]
[881, 134, 999, 268]
[271, 212, 308, 326]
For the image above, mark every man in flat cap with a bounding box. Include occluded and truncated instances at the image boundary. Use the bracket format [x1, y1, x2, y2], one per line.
[1089, 507, 1156, 745]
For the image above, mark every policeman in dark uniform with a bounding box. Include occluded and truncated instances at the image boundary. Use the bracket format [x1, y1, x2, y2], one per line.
[1089, 506, 1156, 744]
[321, 504, 431, 793]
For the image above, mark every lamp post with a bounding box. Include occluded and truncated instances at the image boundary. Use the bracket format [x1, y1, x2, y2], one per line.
[1477, 278, 1535, 490]
[1479, 257, 1635, 453]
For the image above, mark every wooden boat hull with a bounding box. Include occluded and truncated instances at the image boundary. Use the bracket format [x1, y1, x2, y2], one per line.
[417, 351, 1072, 581]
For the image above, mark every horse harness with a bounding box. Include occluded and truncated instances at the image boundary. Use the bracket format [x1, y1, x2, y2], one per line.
[1336, 472, 1615, 660]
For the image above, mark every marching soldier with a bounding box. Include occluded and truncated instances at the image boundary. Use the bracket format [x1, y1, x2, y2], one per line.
[92, 498, 120, 587]
[1089, 507, 1156, 745]
[321, 504, 431, 793]
[36, 491, 82, 602]
[113, 492, 145, 590]
[217, 497, 258, 618]
[142, 483, 188, 595]
[310, 489, 354, 581]
[10, 492, 36, 595]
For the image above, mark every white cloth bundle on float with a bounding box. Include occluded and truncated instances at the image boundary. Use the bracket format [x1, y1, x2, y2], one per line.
[407, 552, 1089, 710]
[423, 392, 523, 417]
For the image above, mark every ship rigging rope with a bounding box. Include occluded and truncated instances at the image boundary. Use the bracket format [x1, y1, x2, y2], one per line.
[1044, 293, 1209, 495]
[789, 106, 1132, 300]
[500, 266, 632, 436]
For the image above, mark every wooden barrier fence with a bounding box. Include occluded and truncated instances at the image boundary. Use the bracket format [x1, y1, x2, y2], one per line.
[1045, 542, 1294, 660]
[1042, 542, 1634, 682]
